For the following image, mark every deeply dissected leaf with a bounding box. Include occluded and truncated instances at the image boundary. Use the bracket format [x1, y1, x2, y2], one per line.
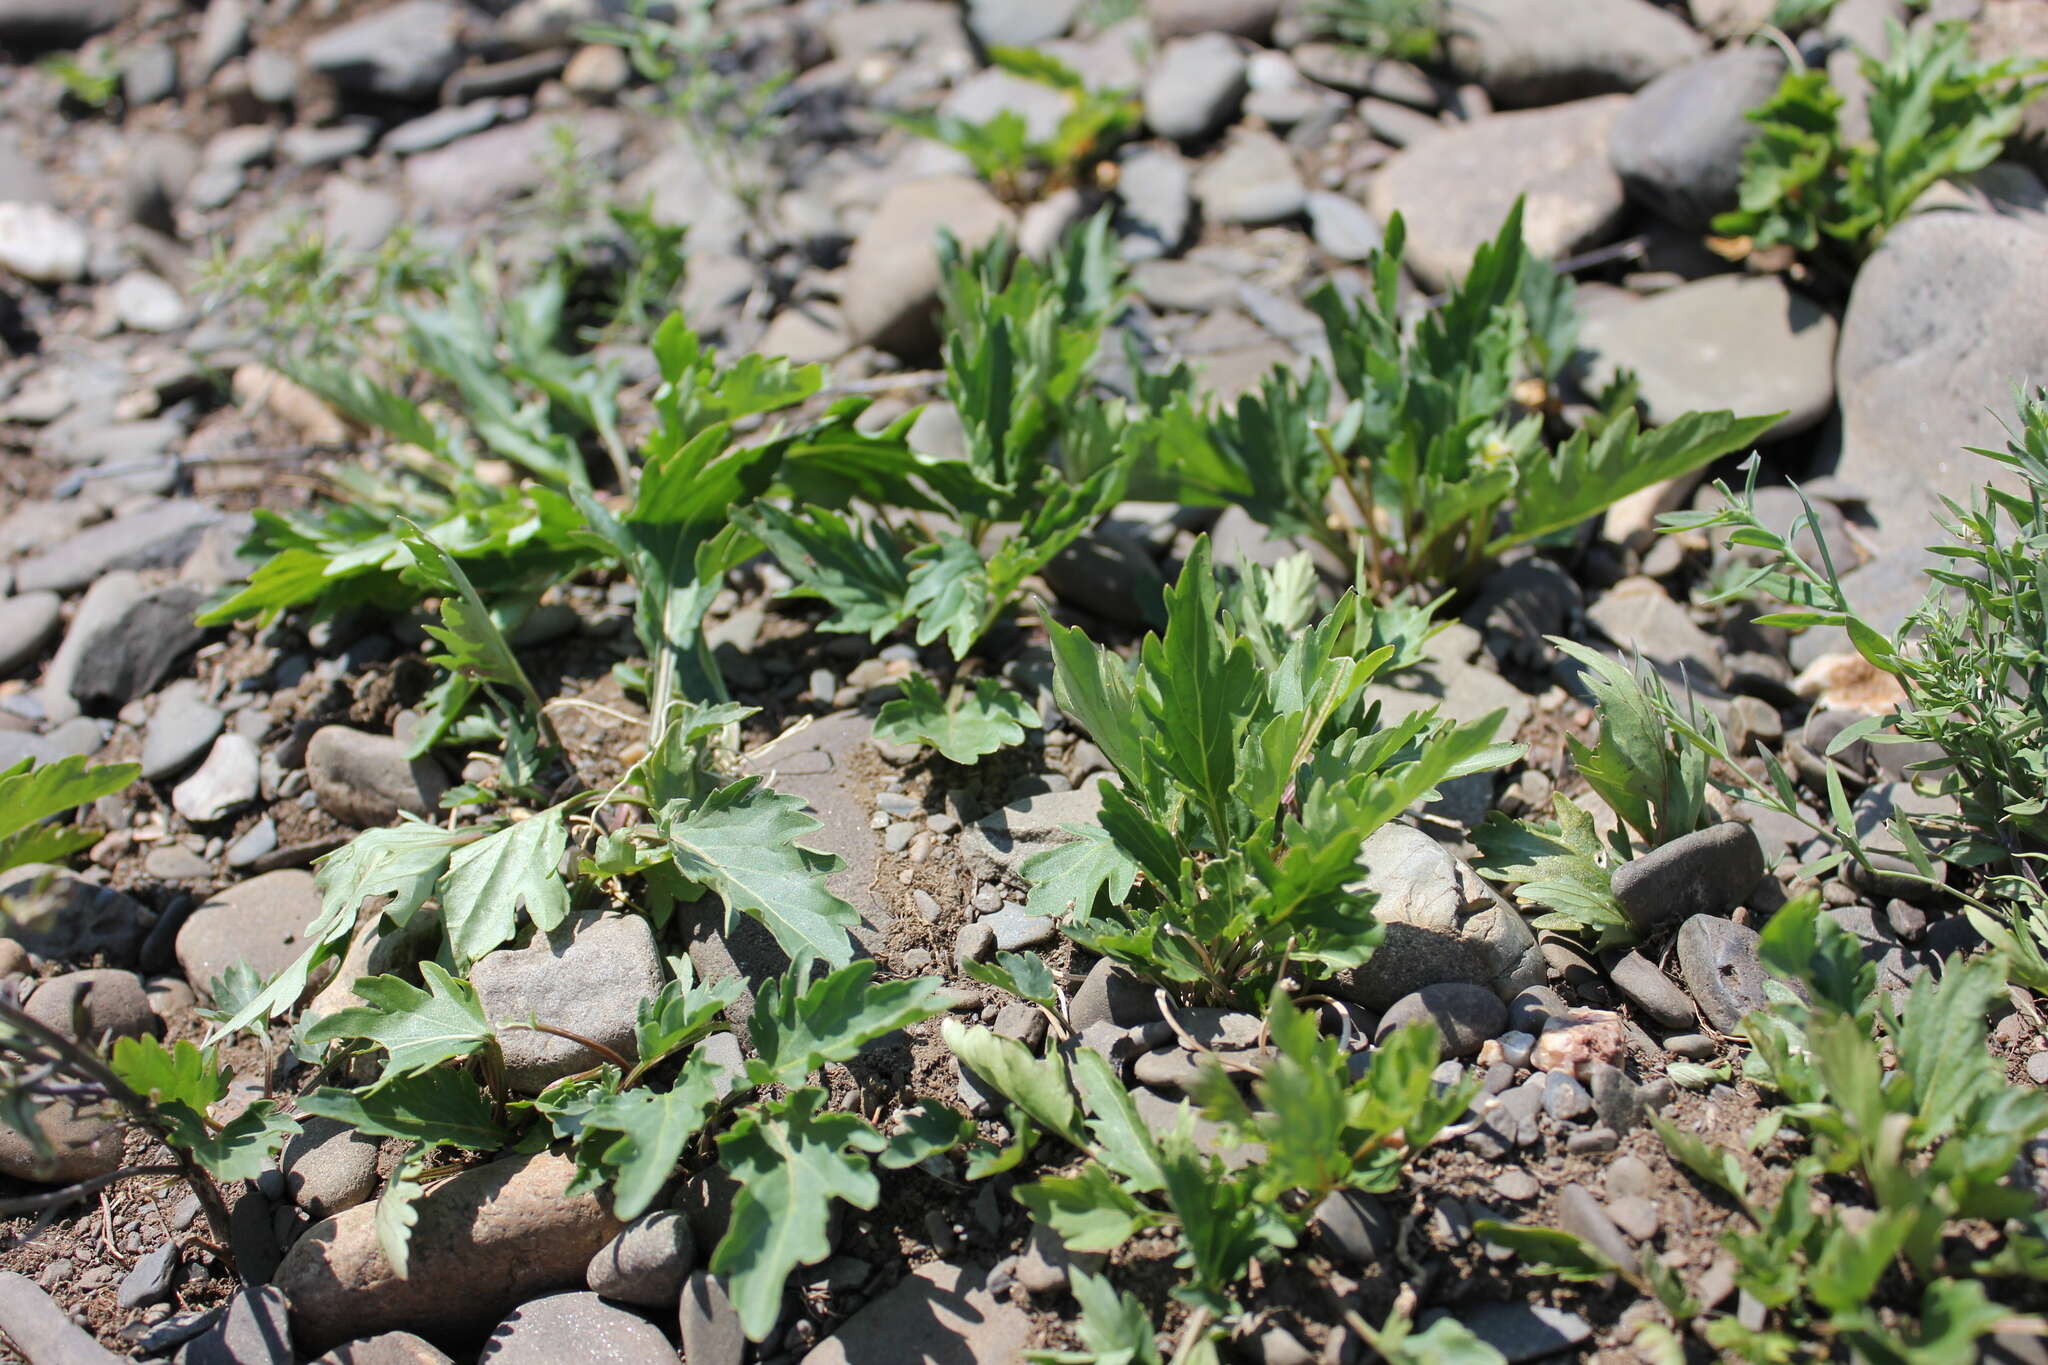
[962, 951, 1060, 1015]
[711, 1087, 888, 1340]
[659, 778, 862, 969]
[735, 503, 913, 641]
[110, 1035, 227, 1115]
[874, 674, 1039, 764]
[879, 1102, 977, 1170]
[376, 1144, 428, 1279]
[303, 962, 496, 1087]
[904, 535, 994, 660]
[1017, 1162, 1154, 1252]
[1028, 1267, 1163, 1365]
[109, 1036, 298, 1179]
[1472, 795, 1631, 946]
[403, 521, 547, 712]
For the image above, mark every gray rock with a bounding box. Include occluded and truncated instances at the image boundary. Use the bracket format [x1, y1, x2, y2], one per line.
[1331, 824, 1544, 1009]
[306, 1333, 454, 1365]
[680, 1270, 744, 1365]
[176, 871, 323, 1005]
[968, 0, 1078, 44]
[1676, 914, 1768, 1034]
[1068, 957, 1159, 1033]
[1043, 521, 1166, 628]
[382, 101, 504, 156]
[281, 123, 378, 168]
[305, 727, 450, 827]
[1310, 1189, 1391, 1265]
[0, 203, 88, 284]
[1143, 34, 1247, 142]
[1437, 1303, 1594, 1363]
[0, 865, 149, 965]
[1609, 47, 1787, 230]
[1359, 96, 1445, 148]
[1583, 576, 1724, 688]
[142, 681, 226, 781]
[1841, 781, 1954, 904]
[24, 969, 155, 1044]
[1305, 192, 1383, 262]
[1611, 823, 1765, 935]
[1191, 128, 1306, 226]
[172, 734, 260, 823]
[228, 818, 279, 869]
[1828, 212, 2048, 557]
[280, 1118, 381, 1220]
[303, 0, 467, 100]
[12, 500, 222, 595]
[1576, 275, 1837, 440]
[1376, 982, 1508, 1057]
[962, 786, 1105, 878]
[800, 1260, 1032, 1365]
[107, 270, 187, 335]
[1147, 0, 1278, 39]
[0, 591, 61, 678]
[1114, 144, 1194, 260]
[1447, 0, 1704, 107]
[479, 1292, 672, 1364]
[1554, 1182, 1635, 1268]
[983, 905, 1057, 951]
[587, 1208, 694, 1307]
[180, 1284, 293, 1365]
[943, 68, 1071, 144]
[192, 0, 249, 79]
[1608, 950, 1697, 1028]
[0, 0, 123, 46]
[277, 1152, 623, 1354]
[472, 911, 664, 1093]
[1368, 96, 1629, 289]
[841, 176, 1015, 361]
[120, 1241, 179, 1309]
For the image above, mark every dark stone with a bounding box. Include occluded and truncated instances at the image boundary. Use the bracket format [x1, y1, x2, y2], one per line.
[1675, 914, 1767, 1034]
[1375, 982, 1507, 1058]
[1611, 823, 1764, 934]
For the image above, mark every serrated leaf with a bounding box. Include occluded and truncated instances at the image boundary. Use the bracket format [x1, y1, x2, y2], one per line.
[439, 808, 571, 967]
[1017, 1162, 1152, 1252]
[879, 1102, 976, 1170]
[377, 1144, 429, 1279]
[962, 950, 1060, 1014]
[109, 1035, 229, 1115]
[1504, 409, 1780, 553]
[659, 778, 861, 970]
[750, 959, 949, 1089]
[298, 1069, 505, 1149]
[191, 1101, 299, 1182]
[942, 1019, 1084, 1146]
[573, 1051, 725, 1219]
[304, 962, 495, 1087]
[402, 521, 546, 709]
[1022, 821, 1139, 920]
[711, 1087, 888, 1340]
[108, 1035, 297, 1178]
[1472, 1221, 1617, 1280]
[209, 820, 465, 1042]
[874, 674, 1039, 764]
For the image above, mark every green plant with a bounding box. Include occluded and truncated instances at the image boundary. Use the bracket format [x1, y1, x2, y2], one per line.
[738, 218, 1139, 760]
[40, 51, 119, 109]
[295, 950, 946, 1337]
[946, 987, 1472, 1360]
[1715, 21, 2048, 267]
[894, 49, 1140, 202]
[1473, 641, 1714, 946]
[0, 756, 139, 876]
[580, 0, 788, 235]
[1662, 390, 2048, 983]
[1157, 203, 1776, 601]
[1492, 896, 2048, 1362]
[1023, 539, 1516, 1006]
[1308, 0, 1446, 64]
[0, 1001, 296, 1263]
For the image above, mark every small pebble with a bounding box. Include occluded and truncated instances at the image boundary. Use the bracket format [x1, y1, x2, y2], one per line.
[1566, 1125, 1620, 1155]
[1664, 1033, 1717, 1060]
[1497, 1030, 1535, 1068]
[1491, 1169, 1539, 1202]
